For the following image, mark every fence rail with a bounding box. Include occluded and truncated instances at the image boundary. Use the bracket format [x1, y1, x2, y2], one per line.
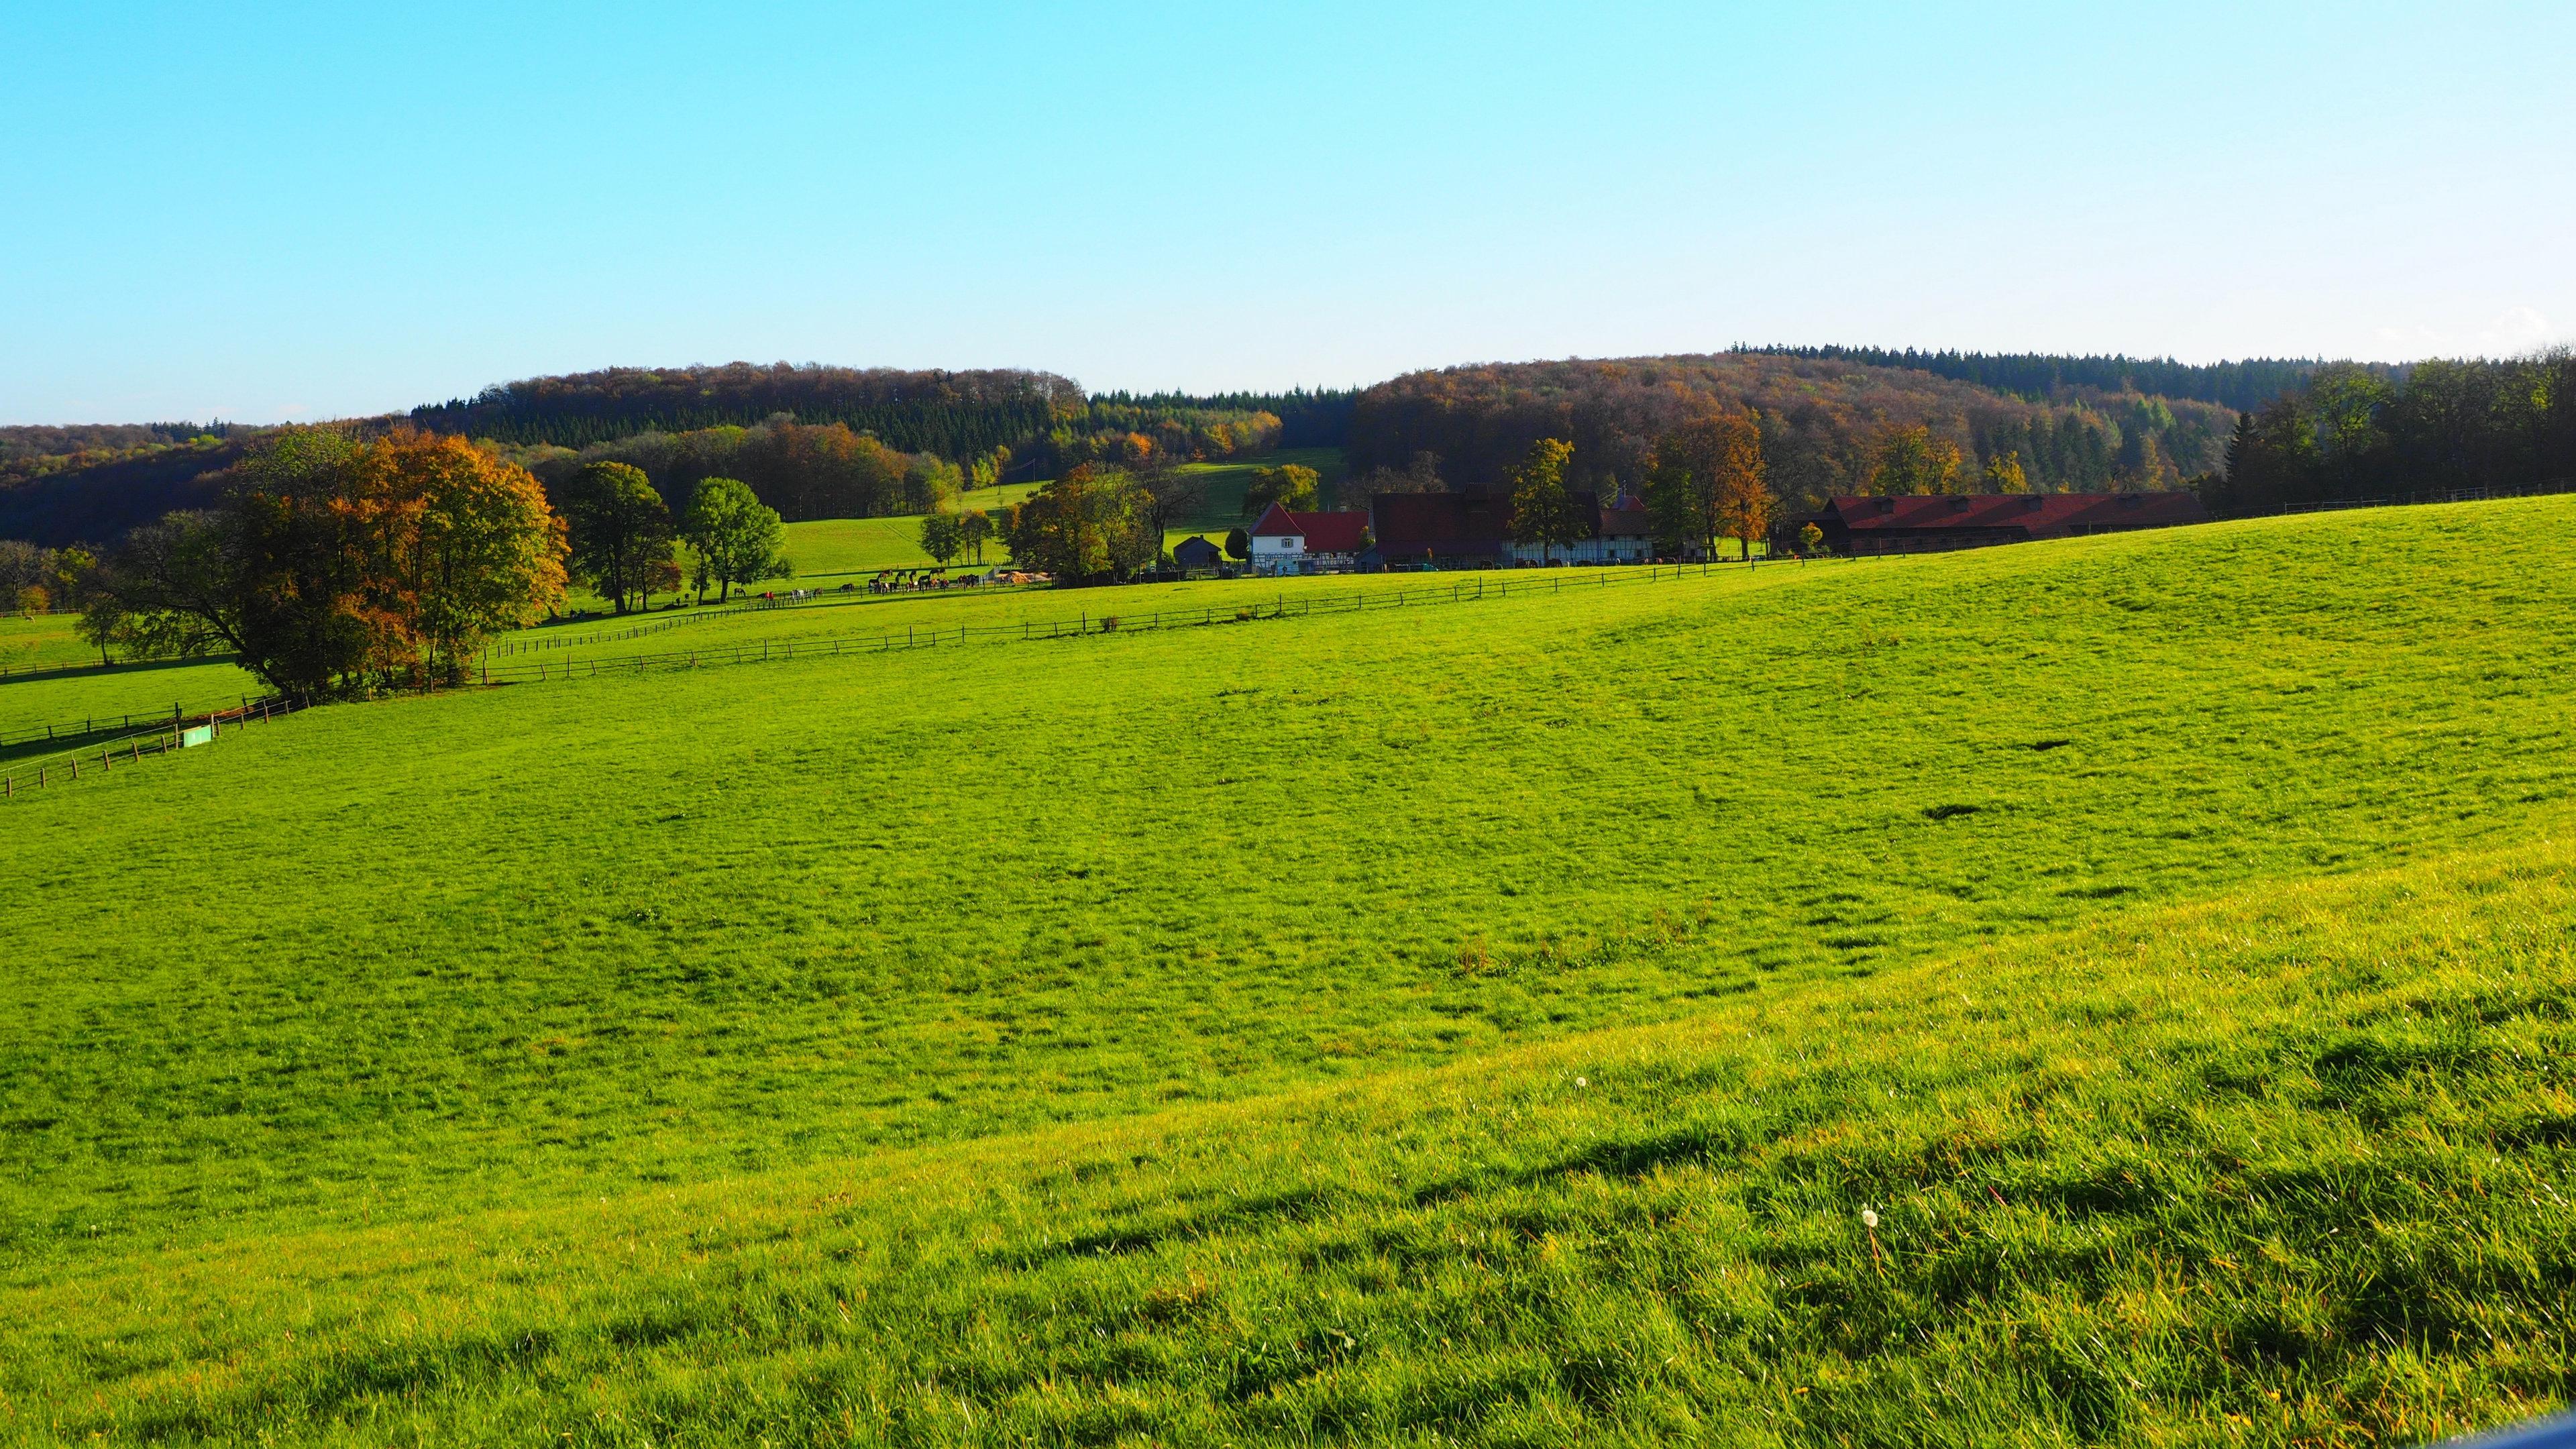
[2280, 480, 2576, 515]
[465, 556, 1864, 686]
[2, 694, 306, 798]
[0, 695, 270, 750]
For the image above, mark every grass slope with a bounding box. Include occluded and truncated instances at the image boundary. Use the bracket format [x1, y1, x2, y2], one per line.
[10, 836, 2571, 1444]
[781, 482, 1041, 580]
[5, 498, 2575, 1443]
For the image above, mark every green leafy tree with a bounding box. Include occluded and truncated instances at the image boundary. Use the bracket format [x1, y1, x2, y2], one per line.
[46, 545, 118, 664]
[1242, 464, 1318, 517]
[1868, 425, 1966, 495]
[1505, 438, 1583, 564]
[919, 509, 966, 567]
[678, 476, 786, 603]
[1224, 527, 1250, 561]
[958, 509, 994, 564]
[564, 462, 674, 614]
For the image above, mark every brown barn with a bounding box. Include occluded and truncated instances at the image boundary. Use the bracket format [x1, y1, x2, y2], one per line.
[1792, 492, 2209, 555]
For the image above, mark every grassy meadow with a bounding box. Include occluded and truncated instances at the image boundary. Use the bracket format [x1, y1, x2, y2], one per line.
[4, 497, 2575, 1444]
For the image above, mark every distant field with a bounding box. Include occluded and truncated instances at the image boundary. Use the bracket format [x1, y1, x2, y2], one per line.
[770, 449, 1349, 580]
[781, 481, 1041, 580]
[8, 498, 2576, 1443]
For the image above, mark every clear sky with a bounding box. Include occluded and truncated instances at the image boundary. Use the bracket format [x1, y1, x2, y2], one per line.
[3, 0, 2569, 424]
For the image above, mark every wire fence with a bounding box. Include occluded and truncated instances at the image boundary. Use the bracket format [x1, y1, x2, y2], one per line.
[1, 694, 272, 751]
[484, 590, 821, 657]
[2280, 480, 2576, 515]
[465, 556, 1872, 686]
[1, 693, 307, 798]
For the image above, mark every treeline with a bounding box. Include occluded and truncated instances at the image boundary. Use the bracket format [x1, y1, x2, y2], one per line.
[1736, 345, 2359, 413]
[1349, 354, 2227, 513]
[0, 425, 256, 489]
[2204, 352, 2576, 515]
[494, 416, 970, 525]
[1089, 388, 1356, 449]
[0, 439, 259, 547]
[409, 364, 1082, 455]
[407, 366, 1356, 476]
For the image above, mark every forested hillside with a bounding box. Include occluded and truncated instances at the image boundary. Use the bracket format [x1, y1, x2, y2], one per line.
[10, 350, 2567, 548]
[0, 435, 255, 545]
[409, 364, 1353, 483]
[1349, 353, 2236, 509]
[408, 364, 1081, 454]
[1737, 345, 2352, 411]
[2207, 353, 2576, 512]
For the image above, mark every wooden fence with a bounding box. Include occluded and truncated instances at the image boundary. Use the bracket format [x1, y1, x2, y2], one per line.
[2, 694, 306, 798]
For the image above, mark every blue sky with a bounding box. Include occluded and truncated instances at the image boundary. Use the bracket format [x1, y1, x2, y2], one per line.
[3, 0, 2569, 423]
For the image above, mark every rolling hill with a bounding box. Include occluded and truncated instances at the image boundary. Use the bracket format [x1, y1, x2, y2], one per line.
[3, 498, 2574, 1444]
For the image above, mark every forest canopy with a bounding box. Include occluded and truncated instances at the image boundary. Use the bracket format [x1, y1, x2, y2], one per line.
[1347, 354, 2235, 513]
[2202, 352, 2576, 514]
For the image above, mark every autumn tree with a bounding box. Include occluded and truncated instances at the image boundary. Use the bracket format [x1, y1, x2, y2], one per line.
[681, 476, 788, 602]
[1984, 450, 2030, 494]
[1242, 464, 1319, 517]
[959, 509, 994, 564]
[366, 430, 570, 681]
[1505, 438, 1583, 564]
[564, 461, 674, 614]
[1713, 449, 1772, 560]
[1868, 425, 1965, 495]
[91, 429, 565, 695]
[1001, 465, 1156, 582]
[1645, 411, 1765, 558]
[0, 541, 53, 614]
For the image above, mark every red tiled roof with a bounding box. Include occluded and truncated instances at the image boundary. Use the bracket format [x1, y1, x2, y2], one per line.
[1250, 504, 1368, 553]
[1826, 492, 2206, 533]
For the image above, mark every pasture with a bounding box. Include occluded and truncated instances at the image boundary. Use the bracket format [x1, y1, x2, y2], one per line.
[4, 497, 2575, 1445]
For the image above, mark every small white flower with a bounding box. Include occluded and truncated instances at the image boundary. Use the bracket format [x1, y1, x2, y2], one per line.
[1861, 1209, 1880, 1229]
[1574, 1077, 1588, 1087]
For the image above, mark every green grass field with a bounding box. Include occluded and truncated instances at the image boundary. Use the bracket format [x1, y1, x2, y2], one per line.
[0, 449, 1346, 745]
[5, 498, 2575, 1444]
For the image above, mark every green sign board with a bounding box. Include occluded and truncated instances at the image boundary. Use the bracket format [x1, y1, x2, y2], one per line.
[178, 725, 213, 748]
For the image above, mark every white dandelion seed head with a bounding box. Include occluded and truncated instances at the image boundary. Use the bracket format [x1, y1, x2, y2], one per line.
[1862, 1209, 1880, 1229]
[1575, 1077, 1588, 1087]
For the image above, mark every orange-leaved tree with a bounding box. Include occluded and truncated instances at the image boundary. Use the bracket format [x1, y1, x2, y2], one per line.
[1646, 411, 1766, 558]
[369, 429, 568, 684]
[96, 427, 566, 696]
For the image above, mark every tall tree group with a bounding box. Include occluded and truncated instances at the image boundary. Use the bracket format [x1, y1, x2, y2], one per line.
[80, 429, 566, 695]
[1000, 465, 1158, 582]
[1644, 412, 1770, 559]
[2200, 353, 2576, 514]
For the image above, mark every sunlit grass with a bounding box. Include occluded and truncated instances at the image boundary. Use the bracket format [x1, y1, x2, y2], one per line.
[4, 496, 2575, 1444]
